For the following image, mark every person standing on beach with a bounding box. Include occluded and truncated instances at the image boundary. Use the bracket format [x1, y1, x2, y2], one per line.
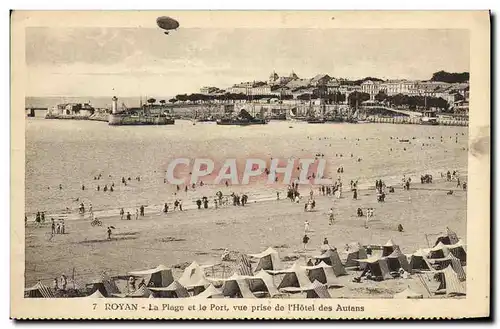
[303, 234, 310, 251]
[179, 200, 183, 211]
[51, 218, 56, 234]
[120, 208, 124, 220]
[126, 211, 131, 220]
[328, 208, 335, 225]
[163, 203, 169, 213]
[135, 209, 139, 220]
[107, 227, 112, 240]
[276, 192, 280, 200]
[304, 220, 310, 233]
[353, 189, 358, 200]
[61, 220, 65, 234]
[140, 205, 145, 217]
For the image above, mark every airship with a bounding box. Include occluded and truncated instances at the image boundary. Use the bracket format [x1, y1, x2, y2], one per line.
[156, 16, 180, 35]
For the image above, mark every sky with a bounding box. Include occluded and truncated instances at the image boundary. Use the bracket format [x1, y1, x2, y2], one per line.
[26, 28, 470, 97]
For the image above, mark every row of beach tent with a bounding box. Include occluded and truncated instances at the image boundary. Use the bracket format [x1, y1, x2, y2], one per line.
[25, 228, 466, 299]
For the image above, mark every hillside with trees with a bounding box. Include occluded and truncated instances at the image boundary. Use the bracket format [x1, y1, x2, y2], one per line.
[430, 71, 469, 83]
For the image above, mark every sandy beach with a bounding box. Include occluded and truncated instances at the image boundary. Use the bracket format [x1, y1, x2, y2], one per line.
[25, 177, 466, 298]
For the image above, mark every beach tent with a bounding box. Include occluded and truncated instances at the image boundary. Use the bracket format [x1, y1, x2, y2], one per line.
[25, 282, 54, 298]
[127, 285, 152, 298]
[344, 242, 368, 269]
[246, 270, 280, 297]
[382, 239, 399, 257]
[429, 253, 466, 281]
[447, 240, 467, 264]
[393, 287, 424, 299]
[358, 256, 392, 281]
[269, 262, 312, 290]
[192, 284, 224, 299]
[302, 261, 343, 288]
[281, 280, 331, 298]
[248, 247, 283, 271]
[178, 261, 209, 288]
[313, 249, 347, 276]
[85, 289, 105, 298]
[87, 275, 120, 297]
[149, 281, 190, 298]
[409, 249, 433, 272]
[433, 227, 460, 246]
[428, 242, 450, 259]
[128, 264, 174, 288]
[306, 280, 331, 298]
[385, 248, 411, 273]
[221, 273, 256, 298]
[186, 277, 212, 296]
[435, 265, 466, 296]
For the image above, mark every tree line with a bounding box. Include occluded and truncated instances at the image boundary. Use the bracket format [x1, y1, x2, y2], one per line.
[374, 91, 452, 110]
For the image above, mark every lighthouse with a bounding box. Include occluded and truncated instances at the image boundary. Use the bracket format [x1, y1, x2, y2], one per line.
[112, 96, 118, 114]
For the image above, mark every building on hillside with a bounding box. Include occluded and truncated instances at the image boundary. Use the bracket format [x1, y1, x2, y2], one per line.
[310, 74, 332, 87]
[268, 71, 300, 86]
[410, 81, 451, 97]
[326, 80, 341, 94]
[380, 80, 419, 96]
[361, 80, 382, 100]
[200, 86, 219, 94]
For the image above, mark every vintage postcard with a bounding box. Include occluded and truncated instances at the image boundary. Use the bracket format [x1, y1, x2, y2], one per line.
[11, 10, 490, 319]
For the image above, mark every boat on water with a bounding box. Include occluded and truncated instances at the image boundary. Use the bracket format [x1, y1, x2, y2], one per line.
[216, 106, 268, 126]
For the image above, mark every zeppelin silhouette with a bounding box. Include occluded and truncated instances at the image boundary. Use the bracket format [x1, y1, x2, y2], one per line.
[156, 16, 180, 35]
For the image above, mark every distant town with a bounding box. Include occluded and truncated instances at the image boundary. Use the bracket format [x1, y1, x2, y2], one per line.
[165, 70, 469, 115]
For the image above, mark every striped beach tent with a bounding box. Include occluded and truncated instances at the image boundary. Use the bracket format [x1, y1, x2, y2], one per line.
[25, 282, 54, 298]
[305, 280, 331, 299]
[238, 253, 254, 277]
[435, 265, 466, 296]
[447, 240, 467, 264]
[430, 253, 466, 281]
